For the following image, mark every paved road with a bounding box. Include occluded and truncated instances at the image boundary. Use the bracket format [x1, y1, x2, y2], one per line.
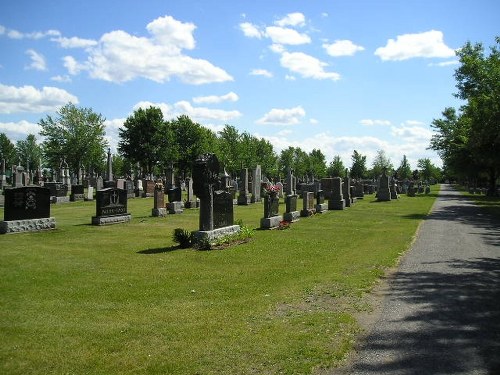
[334, 184, 500, 375]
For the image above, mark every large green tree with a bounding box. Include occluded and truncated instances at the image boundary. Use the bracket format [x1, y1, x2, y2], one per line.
[217, 125, 241, 175]
[454, 37, 500, 195]
[370, 149, 393, 178]
[417, 158, 441, 181]
[168, 115, 217, 178]
[308, 149, 327, 179]
[0, 133, 17, 170]
[39, 102, 107, 174]
[16, 134, 43, 170]
[397, 155, 412, 180]
[118, 106, 167, 176]
[327, 155, 345, 177]
[350, 150, 367, 179]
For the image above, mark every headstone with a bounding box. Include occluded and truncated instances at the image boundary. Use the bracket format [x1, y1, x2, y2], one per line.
[125, 180, 135, 199]
[13, 164, 24, 187]
[106, 148, 113, 183]
[92, 187, 131, 225]
[390, 181, 399, 199]
[85, 186, 94, 201]
[167, 186, 183, 214]
[45, 182, 69, 204]
[184, 177, 198, 208]
[142, 180, 155, 197]
[285, 169, 295, 196]
[300, 191, 316, 217]
[407, 182, 416, 197]
[315, 190, 328, 213]
[251, 165, 262, 203]
[321, 178, 334, 200]
[0, 159, 6, 189]
[237, 168, 251, 205]
[260, 183, 283, 229]
[276, 181, 284, 198]
[116, 179, 126, 190]
[354, 181, 364, 199]
[70, 184, 85, 201]
[342, 171, 352, 207]
[96, 176, 104, 191]
[152, 181, 167, 217]
[135, 179, 143, 197]
[283, 193, 300, 222]
[328, 177, 345, 210]
[377, 169, 391, 201]
[1, 186, 56, 234]
[165, 166, 175, 190]
[192, 154, 240, 243]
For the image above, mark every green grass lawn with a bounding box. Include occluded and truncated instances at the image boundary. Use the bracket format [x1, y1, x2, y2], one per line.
[0, 188, 439, 374]
[459, 187, 500, 219]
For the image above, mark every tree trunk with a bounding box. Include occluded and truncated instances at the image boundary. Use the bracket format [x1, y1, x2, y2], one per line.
[487, 167, 498, 197]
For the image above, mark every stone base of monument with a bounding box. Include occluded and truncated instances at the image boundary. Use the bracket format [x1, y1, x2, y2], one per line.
[167, 202, 183, 214]
[315, 203, 328, 213]
[351, 197, 357, 204]
[184, 200, 199, 209]
[152, 207, 167, 217]
[91, 214, 131, 226]
[70, 194, 84, 202]
[193, 225, 241, 244]
[0, 217, 56, 234]
[328, 199, 345, 210]
[344, 198, 352, 208]
[260, 215, 283, 229]
[237, 195, 251, 205]
[300, 208, 317, 217]
[377, 190, 391, 201]
[390, 191, 399, 199]
[51, 196, 70, 204]
[283, 211, 300, 222]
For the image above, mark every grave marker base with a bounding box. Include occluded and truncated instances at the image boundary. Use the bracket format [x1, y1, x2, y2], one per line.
[283, 211, 300, 222]
[315, 203, 328, 213]
[92, 214, 131, 226]
[152, 208, 167, 217]
[0, 217, 56, 234]
[193, 224, 240, 244]
[260, 215, 283, 229]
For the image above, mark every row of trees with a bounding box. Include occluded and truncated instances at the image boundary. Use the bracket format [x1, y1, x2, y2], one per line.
[430, 37, 499, 195]
[1, 105, 440, 183]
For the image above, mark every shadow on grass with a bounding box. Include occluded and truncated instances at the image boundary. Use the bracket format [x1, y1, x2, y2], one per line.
[137, 245, 182, 254]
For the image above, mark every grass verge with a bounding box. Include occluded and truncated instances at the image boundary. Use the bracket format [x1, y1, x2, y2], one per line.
[0, 188, 439, 374]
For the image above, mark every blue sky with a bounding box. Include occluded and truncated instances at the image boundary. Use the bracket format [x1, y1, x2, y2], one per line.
[0, 0, 498, 170]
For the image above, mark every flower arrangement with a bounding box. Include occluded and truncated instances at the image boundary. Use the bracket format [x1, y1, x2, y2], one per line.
[261, 182, 280, 196]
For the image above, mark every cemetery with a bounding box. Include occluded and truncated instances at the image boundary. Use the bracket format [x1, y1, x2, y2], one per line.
[0, 156, 444, 373]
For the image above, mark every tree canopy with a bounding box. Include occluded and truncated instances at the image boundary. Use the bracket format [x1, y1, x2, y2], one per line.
[0, 133, 17, 169]
[350, 150, 367, 179]
[430, 37, 499, 194]
[39, 103, 108, 174]
[16, 134, 43, 170]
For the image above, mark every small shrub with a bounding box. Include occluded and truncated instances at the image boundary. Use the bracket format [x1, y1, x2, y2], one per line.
[172, 228, 193, 248]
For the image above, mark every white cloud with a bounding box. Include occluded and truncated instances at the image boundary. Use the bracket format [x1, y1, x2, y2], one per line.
[25, 49, 47, 71]
[64, 15, 232, 84]
[360, 119, 391, 126]
[250, 69, 273, 78]
[0, 120, 41, 136]
[51, 75, 72, 82]
[0, 83, 78, 114]
[256, 106, 306, 125]
[428, 60, 459, 67]
[239, 22, 263, 39]
[275, 12, 306, 27]
[63, 55, 86, 75]
[280, 51, 340, 81]
[391, 121, 434, 141]
[309, 118, 318, 125]
[1, 27, 60, 40]
[265, 26, 311, 45]
[269, 43, 285, 54]
[323, 40, 365, 57]
[133, 100, 241, 122]
[52, 36, 97, 48]
[192, 92, 239, 104]
[375, 30, 455, 61]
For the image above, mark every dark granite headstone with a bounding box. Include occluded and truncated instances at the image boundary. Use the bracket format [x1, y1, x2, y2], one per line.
[92, 188, 131, 225]
[213, 191, 233, 229]
[4, 186, 51, 220]
[167, 187, 182, 203]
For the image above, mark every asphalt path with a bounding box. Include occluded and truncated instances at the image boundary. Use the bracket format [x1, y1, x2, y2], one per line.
[333, 184, 500, 375]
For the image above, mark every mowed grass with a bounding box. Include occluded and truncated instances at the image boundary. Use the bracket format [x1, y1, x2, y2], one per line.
[0, 187, 439, 374]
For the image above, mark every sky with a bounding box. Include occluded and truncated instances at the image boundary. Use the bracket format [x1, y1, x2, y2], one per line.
[0, 0, 498, 171]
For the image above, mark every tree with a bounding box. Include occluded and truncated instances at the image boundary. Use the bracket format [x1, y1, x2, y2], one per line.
[327, 155, 345, 177]
[350, 150, 367, 179]
[217, 125, 241, 175]
[308, 149, 327, 179]
[397, 155, 412, 180]
[39, 102, 108, 175]
[255, 138, 277, 177]
[169, 115, 217, 178]
[453, 37, 500, 195]
[0, 132, 17, 169]
[16, 134, 43, 170]
[371, 149, 393, 178]
[118, 106, 166, 176]
[417, 158, 442, 181]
